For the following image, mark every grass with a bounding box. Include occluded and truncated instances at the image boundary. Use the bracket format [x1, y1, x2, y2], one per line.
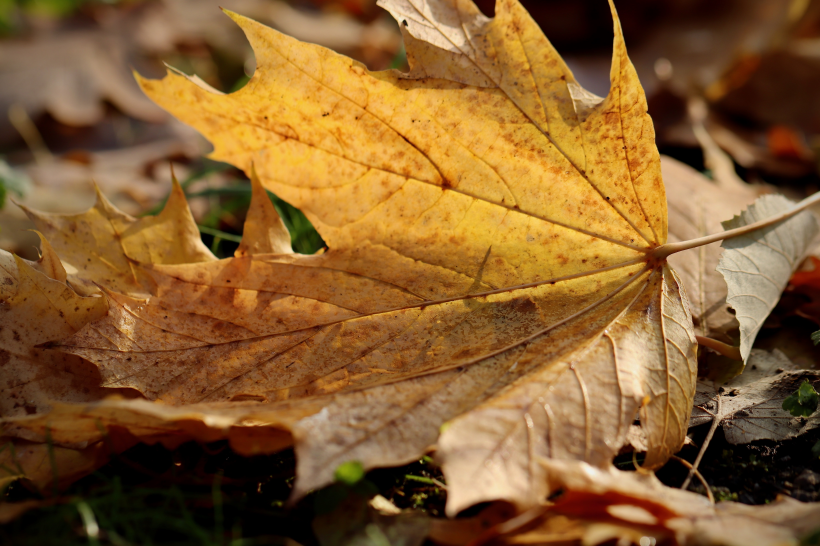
[1, 441, 447, 546]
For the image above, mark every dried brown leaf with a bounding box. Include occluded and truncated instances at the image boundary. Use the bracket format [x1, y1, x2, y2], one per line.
[18, 178, 215, 295]
[5, 0, 703, 515]
[0, 249, 117, 419]
[692, 349, 820, 444]
[664, 156, 761, 340]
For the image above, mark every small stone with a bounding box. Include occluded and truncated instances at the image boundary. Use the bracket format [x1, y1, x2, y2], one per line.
[739, 491, 756, 504]
[794, 469, 820, 489]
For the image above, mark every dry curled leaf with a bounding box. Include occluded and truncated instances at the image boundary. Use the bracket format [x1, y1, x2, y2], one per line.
[692, 349, 820, 445]
[7, 0, 703, 514]
[662, 109, 777, 342]
[490, 460, 820, 546]
[663, 156, 760, 340]
[717, 194, 819, 363]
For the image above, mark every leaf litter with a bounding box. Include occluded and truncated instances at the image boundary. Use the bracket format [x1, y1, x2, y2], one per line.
[2, 0, 820, 543]
[692, 349, 820, 444]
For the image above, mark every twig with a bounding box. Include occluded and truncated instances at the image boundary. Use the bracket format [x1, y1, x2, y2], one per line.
[695, 336, 742, 361]
[671, 456, 714, 504]
[8, 103, 52, 164]
[681, 395, 721, 492]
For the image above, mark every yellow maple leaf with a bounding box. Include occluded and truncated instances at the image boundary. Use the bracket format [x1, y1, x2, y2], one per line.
[18, 179, 215, 295]
[135, 0, 694, 512]
[0, 244, 113, 419]
[5, 0, 701, 514]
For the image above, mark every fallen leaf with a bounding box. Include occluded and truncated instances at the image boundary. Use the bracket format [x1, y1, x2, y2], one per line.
[131, 0, 700, 514]
[0, 499, 56, 525]
[0, 396, 308, 469]
[0, 438, 110, 493]
[426, 503, 518, 545]
[484, 460, 820, 546]
[0, 246, 115, 419]
[0, 29, 165, 140]
[136, 0, 399, 67]
[8, 0, 819, 520]
[691, 349, 820, 444]
[18, 177, 215, 295]
[717, 194, 819, 362]
[4, 0, 701, 510]
[663, 155, 760, 340]
[700, 347, 802, 392]
[22, 137, 206, 212]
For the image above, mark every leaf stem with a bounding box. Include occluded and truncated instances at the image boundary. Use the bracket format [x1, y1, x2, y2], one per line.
[652, 190, 820, 260]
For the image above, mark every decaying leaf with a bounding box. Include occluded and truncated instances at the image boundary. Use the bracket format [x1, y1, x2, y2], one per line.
[488, 460, 820, 546]
[130, 0, 700, 513]
[692, 349, 820, 444]
[663, 155, 761, 340]
[18, 178, 215, 295]
[0, 247, 115, 419]
[717, 194, 819, 362]
[0, 0, 705, 513]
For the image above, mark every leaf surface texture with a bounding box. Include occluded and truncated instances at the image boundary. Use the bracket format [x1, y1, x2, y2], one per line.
[4, 0, 700, 512]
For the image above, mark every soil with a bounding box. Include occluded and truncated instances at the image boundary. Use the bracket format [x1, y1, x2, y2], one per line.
[3, 423, 818, 545]
[663, 423, 820, 504]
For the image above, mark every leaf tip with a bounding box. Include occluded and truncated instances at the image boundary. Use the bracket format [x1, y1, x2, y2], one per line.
[27, 230, 67, 283]
[235, 165, 293, 257]
[608, 0, 624, 37]
[169, 163, 182, 192]
[220, 7, 252, 29]
[133, 68, 161, 97]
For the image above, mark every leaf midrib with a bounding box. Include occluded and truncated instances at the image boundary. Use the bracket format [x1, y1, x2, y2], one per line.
[396, 0, 654, 245]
